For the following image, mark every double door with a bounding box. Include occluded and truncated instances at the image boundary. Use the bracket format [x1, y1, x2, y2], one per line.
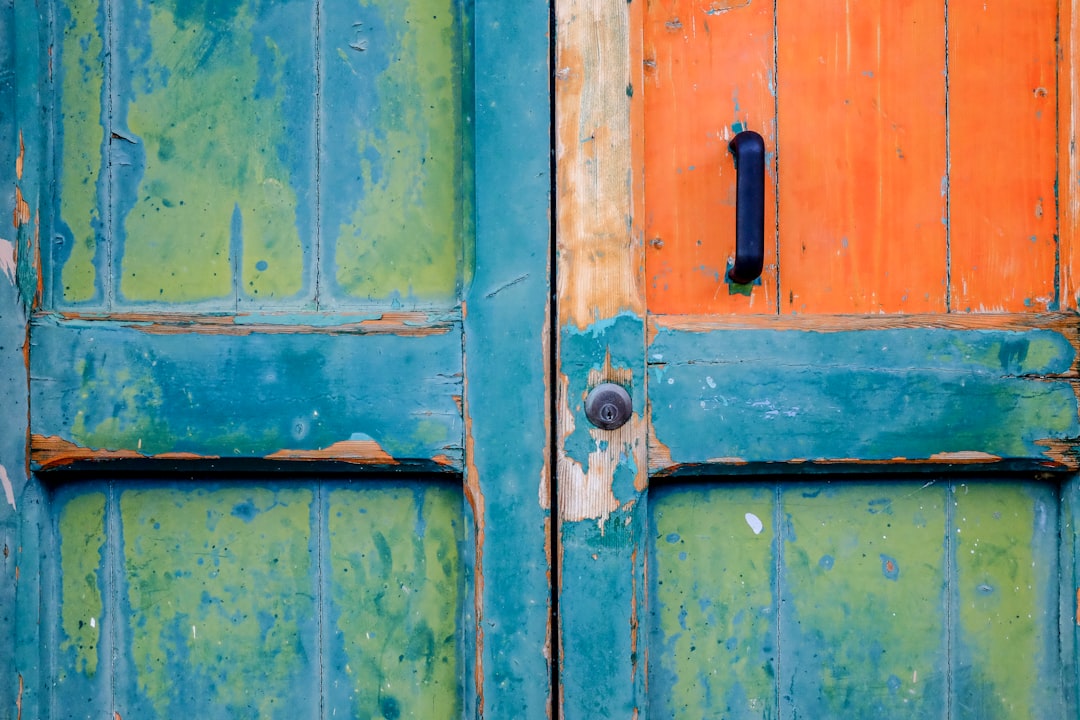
[1, 0, 1078, 718]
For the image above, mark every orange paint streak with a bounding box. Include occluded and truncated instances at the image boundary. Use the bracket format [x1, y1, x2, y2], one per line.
[644, 0, 777, 314]
[266, 440, 397, 464]
[460, 309, 486, 717]
[778, 1, 947, 314]
[49, 311, 454, 336]
[12, 187, 29, 229]
[950, 2, 1058, 312]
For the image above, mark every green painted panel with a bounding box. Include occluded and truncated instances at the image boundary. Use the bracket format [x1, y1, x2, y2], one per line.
[118, 484, 318, 718]
[952, 482, 1062, 720]
[648, 484, 777, 719]
[780, 482, 949, 719]
[55, 0, 106, 306]
[647, 479, 1067, 719]
[325, 482, 463, 719]
[114, 0, 313, 306]
[57, 491, 107, 678]
[48, 479, 465, 718]
[321, 0, 467, 307]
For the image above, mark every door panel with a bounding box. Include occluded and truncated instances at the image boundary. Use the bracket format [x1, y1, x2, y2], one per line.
[6, 0, 551, 716]
[643, 1, 1063, 315]
[50, 479, 464, 719]
[648, 479, 1064, 719]
[557, 0, 1080, 717]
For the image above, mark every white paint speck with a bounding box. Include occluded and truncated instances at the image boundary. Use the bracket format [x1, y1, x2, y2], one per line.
[745, 512, 764, 535]
[90, 617, 96, 628]
[705, 376, 716, 389]
[192, 625, 197, 639]
[667, 378, 674, 385]
[0, 464, 15, 510]
[0, 239, 15, 285]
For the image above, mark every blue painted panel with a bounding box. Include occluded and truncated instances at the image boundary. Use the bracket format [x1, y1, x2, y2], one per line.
[650, 327, 1080, 469]
[30, 316, 463, 467]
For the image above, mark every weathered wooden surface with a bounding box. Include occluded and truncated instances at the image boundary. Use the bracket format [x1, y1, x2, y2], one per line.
[949, 1, 1058, 312]
[462, 0, 552, 712]
[11, 0, 553, 718]
[555, 0, 649, 713]
[48, 479, 463, 719]
[29, 314, 464, 469]
[643, 0, 778, 314]
[649, 480, 1068, 719]
[649, 320, 1080, 471]
[643, 0, 1072, 315]
[51, 0, 467, 311]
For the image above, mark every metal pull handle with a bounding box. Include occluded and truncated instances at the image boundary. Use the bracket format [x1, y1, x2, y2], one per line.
[727, 130, 765, 284]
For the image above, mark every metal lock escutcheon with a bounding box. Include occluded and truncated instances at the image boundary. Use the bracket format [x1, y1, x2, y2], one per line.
[584, 382, 632, 431]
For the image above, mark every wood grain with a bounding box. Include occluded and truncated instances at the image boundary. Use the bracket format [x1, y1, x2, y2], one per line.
[777, 0, 948, 314]
[949, 1, 1058, 312]
[643, 0, 777, 314]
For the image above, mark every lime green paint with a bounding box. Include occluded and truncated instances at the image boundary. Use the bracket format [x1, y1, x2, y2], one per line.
[58, 0, 105, 303]
[650, 485, 777, 718]
[121, 2, 303, 303]
[58, 492, 107, 677]
[70, 358, 173, 452]
[327, 484, 462, 718]
[782, 483, 948, 714]
[953, 483, 1055, 719]
[121, 486, 315, 717]
[334, 0, 462, 303]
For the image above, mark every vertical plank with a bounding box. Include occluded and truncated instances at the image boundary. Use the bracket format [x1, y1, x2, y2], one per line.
[111, 0, 314, 308]
[52, 0, 107, 308]
[1060, 0, 1080, 311]
[52, 490, 110, 719]
[320, 0, 465, 308]
[777, 1, 947, 314]
[949, 2, 1058, 313]
[648, 484, 777, 719]
[465, 0, 553, 714]
[951, 481, 1063, 719]
[643, 0, 777, 315]
[116, 485, 318, 719]
[779, 482, 949, 719]
[325, 483, 463, 719]
[556, 0, 648, 714]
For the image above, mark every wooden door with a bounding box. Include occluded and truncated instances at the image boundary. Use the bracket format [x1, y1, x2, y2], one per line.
[556, 1, 1080, 718]
[0, 0, 552, 717]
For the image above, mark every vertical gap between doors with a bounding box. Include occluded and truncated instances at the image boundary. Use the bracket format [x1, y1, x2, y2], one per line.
[547, 0, 560, 713]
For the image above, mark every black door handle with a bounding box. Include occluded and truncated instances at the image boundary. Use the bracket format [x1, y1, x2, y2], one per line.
[727, 130, 765, 284]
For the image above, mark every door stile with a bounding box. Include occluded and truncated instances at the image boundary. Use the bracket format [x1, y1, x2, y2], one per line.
[463, 0, 554, 715]
[555, 0, 649, 716]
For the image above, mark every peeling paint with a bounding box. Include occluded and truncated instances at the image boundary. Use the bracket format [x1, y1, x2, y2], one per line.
[0, 464, 15, 509]
[0, 239, 15, 285]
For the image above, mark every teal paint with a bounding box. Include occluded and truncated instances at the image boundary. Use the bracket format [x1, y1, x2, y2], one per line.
[650, 327, 1080, 469]
[462, 0, 553, 712]
[558, 314, 648, 719]
[30, 318, 464, 466]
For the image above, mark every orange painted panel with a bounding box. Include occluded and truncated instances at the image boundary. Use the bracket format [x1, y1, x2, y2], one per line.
[949, 2, 1058, 312]
[643, 0, 777, 315]
[777, 2, 948, 314]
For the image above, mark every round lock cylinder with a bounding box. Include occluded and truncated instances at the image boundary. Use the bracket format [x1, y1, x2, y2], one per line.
[584, 382, 633, 430]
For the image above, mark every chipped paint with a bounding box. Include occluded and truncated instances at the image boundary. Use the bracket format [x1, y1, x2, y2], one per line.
[266, 438, 397, 464]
